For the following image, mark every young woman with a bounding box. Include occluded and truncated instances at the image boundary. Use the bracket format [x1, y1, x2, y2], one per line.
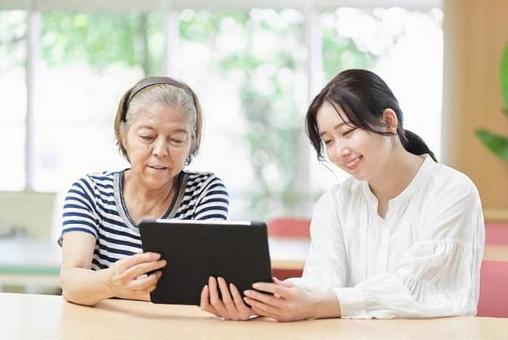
[200, 69, 484, 321]
[60, 76, 229, 306]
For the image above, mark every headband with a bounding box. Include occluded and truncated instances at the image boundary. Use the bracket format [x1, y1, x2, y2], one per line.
[118, 76, 197, 122]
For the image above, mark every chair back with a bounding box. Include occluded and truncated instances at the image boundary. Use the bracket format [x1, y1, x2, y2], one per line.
[477, 260, 508, 317]
[267, 218, 310, 239]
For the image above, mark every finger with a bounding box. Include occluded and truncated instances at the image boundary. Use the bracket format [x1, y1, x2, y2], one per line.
[208, 277, 230, 319]
[200, 285, 221, 317]
[119, 259, 167, 282]
[273, 277, 293, 287]
[244, 296, 281, 318]
[244, 289, 283, 308]
[128, 271, 161, 290]
[230, 283, 254, 318]
[252, 282, 291, 299]
[251, 306, 278, 320]
[217, 277, 238, 318]
[116, 252, 161, 270]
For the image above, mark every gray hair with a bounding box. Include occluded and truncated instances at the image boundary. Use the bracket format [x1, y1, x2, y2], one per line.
[115, 80, 203, 164]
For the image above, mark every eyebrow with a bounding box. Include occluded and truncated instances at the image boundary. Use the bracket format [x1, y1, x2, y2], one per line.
[319, 122, 347, 137]
[137, 126, 189, 134]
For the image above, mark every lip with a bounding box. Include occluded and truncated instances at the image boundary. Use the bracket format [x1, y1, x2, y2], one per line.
[342, 155, 362, 171]
[147, 165, 168, 170]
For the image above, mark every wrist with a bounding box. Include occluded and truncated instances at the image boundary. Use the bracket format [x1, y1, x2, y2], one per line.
[100, 267, 116, 298]
[310, 291, 341, 319]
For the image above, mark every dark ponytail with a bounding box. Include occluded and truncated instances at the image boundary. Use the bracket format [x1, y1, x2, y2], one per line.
[305, 69, 437, 162]
[401, 129, 436, 161]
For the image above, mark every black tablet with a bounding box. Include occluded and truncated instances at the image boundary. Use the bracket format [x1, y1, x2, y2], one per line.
[139, 219, 273, 305]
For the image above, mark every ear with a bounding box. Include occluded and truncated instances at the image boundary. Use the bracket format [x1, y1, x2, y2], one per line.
[381, 108, 399, 133]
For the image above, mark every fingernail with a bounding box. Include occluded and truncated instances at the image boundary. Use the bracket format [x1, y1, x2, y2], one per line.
[244, 290, 252, 296]
[252, 283, 260, 289]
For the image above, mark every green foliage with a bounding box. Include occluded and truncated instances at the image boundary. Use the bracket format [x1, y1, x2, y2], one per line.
[322, 29, 375, 81]
[476, 129, 508, 160]
[41, 12, 163, 74]
[475, 44, 508, 161]
[180, 9, 376, 217]
[0, 11, 27, 68]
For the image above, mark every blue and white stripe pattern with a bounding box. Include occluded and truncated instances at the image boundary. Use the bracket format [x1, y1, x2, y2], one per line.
[60, 170, 229, 270]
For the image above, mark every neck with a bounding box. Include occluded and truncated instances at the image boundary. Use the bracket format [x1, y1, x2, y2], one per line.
[123, 170, 178, 221]
[368, 146, 424, 203]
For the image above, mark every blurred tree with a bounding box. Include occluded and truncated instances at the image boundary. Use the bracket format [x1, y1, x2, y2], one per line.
[40, 12, 163, 75]
[179, 9, 375, 217]
[0, 11, 27, 69]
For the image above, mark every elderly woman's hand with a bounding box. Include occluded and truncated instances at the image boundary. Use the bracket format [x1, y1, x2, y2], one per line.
[200, 276, 256, 320]
[106, 252, 167, 301]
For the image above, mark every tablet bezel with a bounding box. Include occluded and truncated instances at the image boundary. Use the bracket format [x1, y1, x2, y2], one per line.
[139, 219, 273, 305]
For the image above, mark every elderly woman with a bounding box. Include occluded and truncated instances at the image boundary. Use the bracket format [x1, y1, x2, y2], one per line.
[59, 76, 229, 306]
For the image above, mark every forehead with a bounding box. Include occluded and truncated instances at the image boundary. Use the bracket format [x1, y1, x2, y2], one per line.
[316, 101, 350, 129]
[130, 104, 191, 130]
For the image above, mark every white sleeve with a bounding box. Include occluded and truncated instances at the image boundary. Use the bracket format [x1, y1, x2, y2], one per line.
[335, 179, 485, 319]
[287, 188, 348, 292]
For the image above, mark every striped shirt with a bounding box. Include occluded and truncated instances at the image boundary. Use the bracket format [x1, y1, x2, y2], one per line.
[60, 170, 229, 270]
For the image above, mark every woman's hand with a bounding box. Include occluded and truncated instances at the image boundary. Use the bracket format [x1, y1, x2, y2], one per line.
[200, 276, 256, 321]
[243, 278, 341, 322]
[106, 252, 167, 301]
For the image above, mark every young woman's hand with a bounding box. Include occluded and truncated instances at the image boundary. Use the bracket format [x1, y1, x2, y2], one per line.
[106, 252, 167, 301]
[243, 278, 341, 322]
[200, 276, 256, 320]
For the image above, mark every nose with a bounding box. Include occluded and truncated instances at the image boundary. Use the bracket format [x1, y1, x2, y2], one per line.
[152, 137, 169, 158]
[328, 140, 350, 162]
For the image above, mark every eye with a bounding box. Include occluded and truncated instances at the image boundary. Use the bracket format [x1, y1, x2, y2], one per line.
[342, 127, 357, 137]
[139, 135, 154, 141]
[170, 138, 185, 145]
[323, 139, 333, 146]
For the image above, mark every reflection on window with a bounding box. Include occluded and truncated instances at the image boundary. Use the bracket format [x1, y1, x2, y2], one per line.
[0, 10, 27, 190]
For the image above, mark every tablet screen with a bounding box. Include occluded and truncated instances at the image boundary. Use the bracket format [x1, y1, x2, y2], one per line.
[140, 220, 273, 305]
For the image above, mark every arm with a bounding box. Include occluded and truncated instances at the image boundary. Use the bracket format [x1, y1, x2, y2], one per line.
[59, 179, 166, 306]
[60, 232, 166, 306]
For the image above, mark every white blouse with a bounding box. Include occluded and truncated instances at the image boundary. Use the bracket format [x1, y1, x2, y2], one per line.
[292, 155, 485, 319]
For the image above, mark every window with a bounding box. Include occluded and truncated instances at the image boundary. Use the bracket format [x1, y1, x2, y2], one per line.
[33, 12, 164, 192]
[1, 2, 443, 222]
[0, 10, 27, 190]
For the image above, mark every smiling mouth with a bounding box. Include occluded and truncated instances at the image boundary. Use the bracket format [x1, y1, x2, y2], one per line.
[148, 165, 168, 170]
[344, 156, 362, 170]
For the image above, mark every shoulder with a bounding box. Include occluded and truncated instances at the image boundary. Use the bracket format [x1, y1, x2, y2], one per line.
[183, 171, 228, 195]
[315, 176, 361, 207]
[66, 170, 119, 197]
[426, 161, 480, 203]
[313, 176, 361, 214]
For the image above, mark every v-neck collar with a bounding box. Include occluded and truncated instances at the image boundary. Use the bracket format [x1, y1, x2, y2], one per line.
[113, 170, 188, 232]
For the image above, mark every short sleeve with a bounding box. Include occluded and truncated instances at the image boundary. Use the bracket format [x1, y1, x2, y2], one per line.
[193, 175, 229, 221]
[58, 178, 99, 246]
